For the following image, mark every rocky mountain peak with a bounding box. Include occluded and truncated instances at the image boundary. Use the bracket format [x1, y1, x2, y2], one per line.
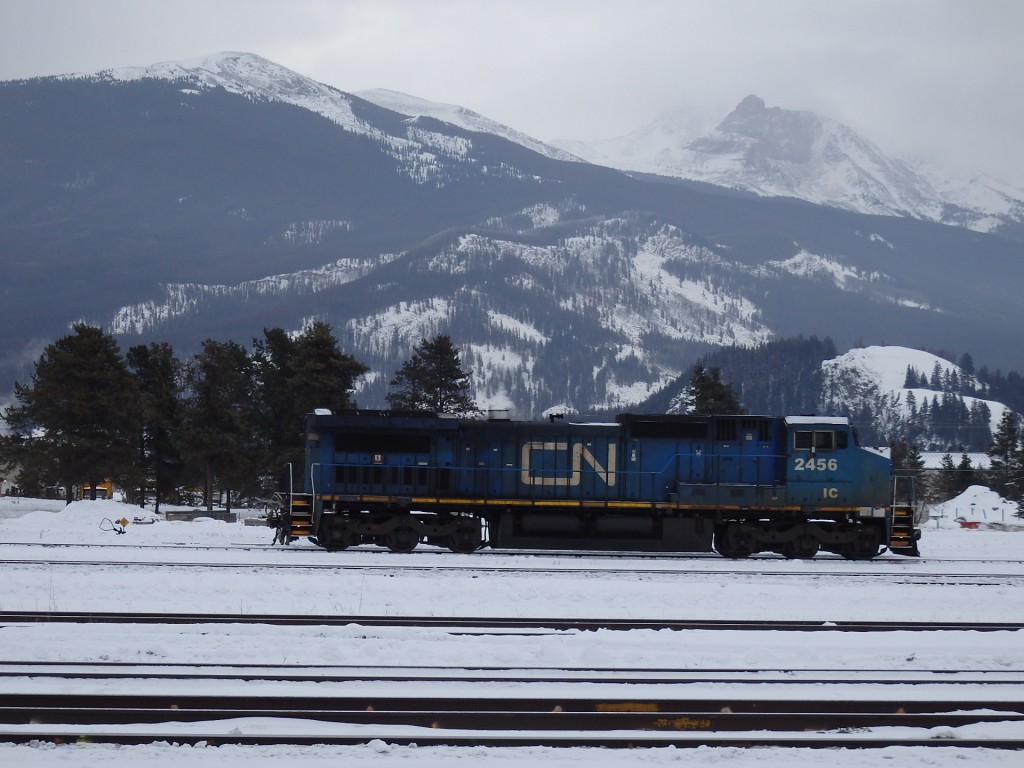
[551, 93, 1024, 235]
[732, 94, 767, 116]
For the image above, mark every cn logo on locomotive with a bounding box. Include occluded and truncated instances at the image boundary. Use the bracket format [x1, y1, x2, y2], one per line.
[520, 441, 617, 487]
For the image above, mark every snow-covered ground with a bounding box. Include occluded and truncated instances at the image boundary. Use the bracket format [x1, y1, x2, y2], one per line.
[0, 495, 1021, 766]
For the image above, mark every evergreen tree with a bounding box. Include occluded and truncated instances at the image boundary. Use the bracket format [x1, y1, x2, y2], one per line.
[126, 342, 183, 512]
[290, 321, 368, 414]
[688, 364, 745, 415]
[987, 410, 1023, 501]
[253, 322, 368, 481]
[958, 352, 975, 377]
[956, 452, 976, 495]
[387, 335, 480, 416]
[936, 453, 958, 501]
[251, 327, 299, 484]
[0, 324, 140, 503]
[178, 339, 259, 511]
[891, 438, 928, 501]
[904, 366, 918, 388]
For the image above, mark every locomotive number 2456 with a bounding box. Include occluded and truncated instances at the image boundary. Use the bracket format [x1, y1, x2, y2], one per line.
[793, 457, 839, 472]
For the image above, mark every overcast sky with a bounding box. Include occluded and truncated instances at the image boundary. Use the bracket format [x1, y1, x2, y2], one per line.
[2, 0, 1021, 186]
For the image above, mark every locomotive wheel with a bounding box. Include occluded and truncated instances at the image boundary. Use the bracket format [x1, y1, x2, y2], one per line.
[714, 523, 754, 559]
[320, 522, 357, 551]
[839, 526, 883, 560]
[386, 526, 420, 553]
[447, 526, 483, 554]
[778, 534, 819, 559]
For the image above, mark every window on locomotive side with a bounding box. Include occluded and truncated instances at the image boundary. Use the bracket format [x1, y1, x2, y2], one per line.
[794, 430, 845, 451]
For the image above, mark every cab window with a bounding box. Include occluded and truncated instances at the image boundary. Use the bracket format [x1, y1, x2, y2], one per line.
[794, 430, 847, 451]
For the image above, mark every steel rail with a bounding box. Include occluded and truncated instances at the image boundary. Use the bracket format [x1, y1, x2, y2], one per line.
[2, 730, 1023, 749]
[5, 691, 1024, 720]
[2, 610, 1021, 632]
[1, 556, 1020, 586]
[3, 661, 1023, 686]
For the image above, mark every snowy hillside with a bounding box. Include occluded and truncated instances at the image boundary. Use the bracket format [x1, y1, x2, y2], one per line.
[328, 217, 776, 413]
[356, 88, 580, 162]
[820, 346, 1008, 448]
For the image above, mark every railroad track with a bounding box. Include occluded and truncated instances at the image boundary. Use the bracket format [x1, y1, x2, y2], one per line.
[4, 660, 1023, 686]
[7, 665, 1024, 691]
[3, 554, 1021, 588]
[2, 538, 1023, 567]
[1, 692, 1022, 749]
[2, 609, 1021, 632]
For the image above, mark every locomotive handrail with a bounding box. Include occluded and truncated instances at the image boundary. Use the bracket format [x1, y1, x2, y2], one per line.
[309, 463, 319, 513]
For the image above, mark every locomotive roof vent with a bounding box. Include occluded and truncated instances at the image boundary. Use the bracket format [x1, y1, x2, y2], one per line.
[488, 409, 511, 421]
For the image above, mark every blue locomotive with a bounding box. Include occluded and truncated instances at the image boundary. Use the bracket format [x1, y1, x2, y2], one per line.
[272, 410, 920, 559]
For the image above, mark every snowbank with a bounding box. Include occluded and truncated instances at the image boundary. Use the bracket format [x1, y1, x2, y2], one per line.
[929, 485, 1023, 530]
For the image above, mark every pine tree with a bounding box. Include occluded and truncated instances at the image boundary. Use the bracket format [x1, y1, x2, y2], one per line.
[688, 364, 745, 415]
[387, 335, 480, 416]
[290, 321, 368, 414]
[126, 342, 183, 512]
[0, 324, 140, 503]
[892, 438, 928, 502]
[956, 452, 976, 495]
[937, 453, 958, 501]
[253, 322, 368, 480]
[251, 327, 300, 483]
[987, 410, 1023, 501]
[178, 339, 259, 511]
[958, 352, 975, 377]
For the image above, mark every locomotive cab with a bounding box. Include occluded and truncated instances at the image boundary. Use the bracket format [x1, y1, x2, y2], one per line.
[783, 416, 890, 508]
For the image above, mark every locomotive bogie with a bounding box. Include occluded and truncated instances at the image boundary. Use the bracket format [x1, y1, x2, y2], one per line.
[313, 507, 484, 553]
[276, 410, 920, 558]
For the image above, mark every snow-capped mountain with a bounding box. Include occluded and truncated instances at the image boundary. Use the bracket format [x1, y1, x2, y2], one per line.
[3, 52, 1024, 418]
[93, 53, 1024, 234]
[551, 95, 1024, 235]
[95, 52, 507, 189]
[99, 52, 368, 132]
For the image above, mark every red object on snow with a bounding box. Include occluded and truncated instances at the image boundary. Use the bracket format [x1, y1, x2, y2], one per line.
[956, 518, 980, 529]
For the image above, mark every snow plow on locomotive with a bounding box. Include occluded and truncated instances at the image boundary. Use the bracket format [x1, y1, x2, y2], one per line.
[269, 410, 921, 559]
